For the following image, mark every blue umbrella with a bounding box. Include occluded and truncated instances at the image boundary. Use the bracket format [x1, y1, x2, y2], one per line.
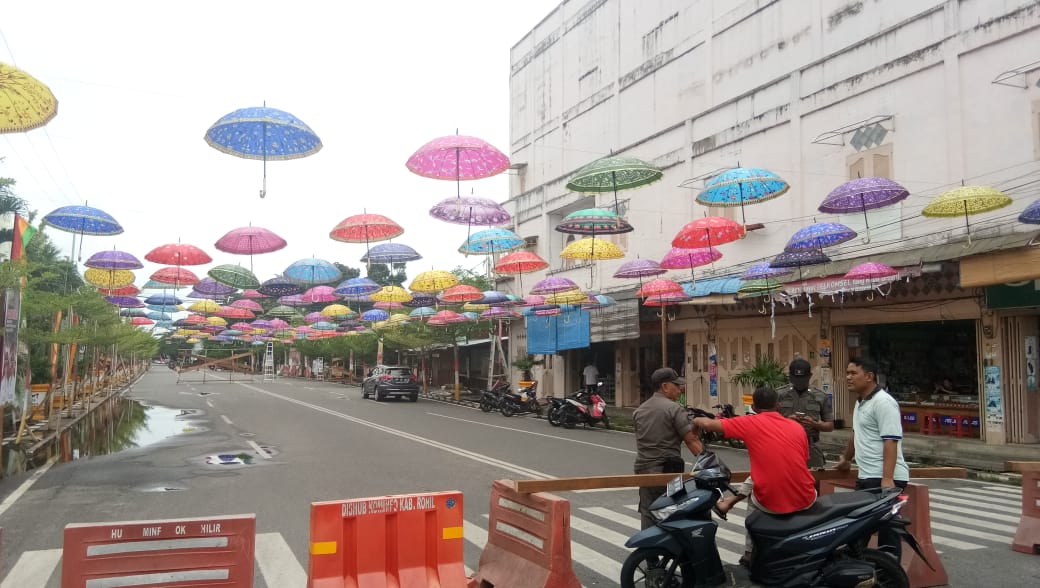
[334, 277, 380, 296]
[740, 262, 792, 280]
[409, 306, 437, 320]
[147, 304, 180, 313]
[42, 204, 123, 260]
[361, 309, 389, 321]
[457, 227, 524, 256]
[696, 167, 789, 226]
[146, 311, 173, 321]
[360, 243, 422, 264]
[204, 105, 323, 199]
[1019, 198, 1040, 224]
[144, 293, 182, 306]
[784, 222, 857, 252]
[284, 258, 342, 285]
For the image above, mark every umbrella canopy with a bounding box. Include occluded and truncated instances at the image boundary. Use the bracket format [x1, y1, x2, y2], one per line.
[1019, 199, 1040, 224]
[147, 304, 181, 313]
[643, 292, 691, 306]
[530, 276, 580, 295]
[258, 275, 305, 297]
[145, 243, 212, 266]
[769, 249, 831, 269]
[409, 306, 437, 320]
[494, 251, 548, 274]
[194, 277, 236, 296]
[696, 167, 789, 226]
[429, 195, 511, 226]
[737, 278, 784, 298]
[374, 301, 404, 310]
[370, 285, 413, 303]
[141, 280, 169, 290]
[360, 309, 390, 322]
[519, 295, 546, 307]
[403, 293, 439, 308]
[241, 289, 268, 299]
[99, 284, 141, 296]
[188, 300, 222, 315]
[660, 247, 722, 270]
[321, 304, 353, 319]
[334, 277, 381, 297]
[120, 308, 148, 317]
[614, 259, 666, 279]
[581, 294, 616, 310]
[406, 134, 510, 186]
[428, 310, 468, 324]
[105, 295, 144, 308]
[266, 305, 298, 317]
[130, 317, 154, 326]
[560, 237, 624, 260]
[361, 243, 421, 264]
[439, 284, 483, 303]
[42, 205, 123, 236]
[459, 228, 524, 256]
[528, 304, 562, 317]
[329, 213, 404, 244]
[544, 289, 591, 304]
[671, 216, 744, 249]
[819, 177, 910, 214]
[481, 306, 520, 320]
[636, 278, 684, 298]
[476, 291, 512, 305]
[219, 306, 255, 320]
[555, 208, 634, 235]
[147, 311, 173, 321]
[566, 155, 662, 213]
[144, 293, 181, 306]
[844, 262, 898, 280]
[278, 294, 308, 307]
[301, 285, 340, 303]
[84, 268, 134, 289]
[410, 270, 459, 293]
[921, 185, 1012, 244]
[461, 301, 489, 312]
[284, 258, 342, 285]
[84, 249, 142, 270]
[784, 222, 857, 252]
[0, 62, 58, 133]
[740, 262, 793, 280]
[187, 289, 225, 301]
[204, 105, 323, 199]
[208, 264, 260, 289]
[304, 311, 324, 323]
[230, 299, 263, 311]
[214, 225, 287, 255]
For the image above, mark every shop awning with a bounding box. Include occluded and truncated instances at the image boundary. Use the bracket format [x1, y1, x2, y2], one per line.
[682, 277, 742, 297]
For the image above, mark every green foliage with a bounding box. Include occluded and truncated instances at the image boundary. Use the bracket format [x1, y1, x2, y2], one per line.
[730, 356, 788, 389]
[333, 262, 361, 281]
[511, 355, 544, 379]
[451, 266, 494, 292]
[367, 263, 406, 286]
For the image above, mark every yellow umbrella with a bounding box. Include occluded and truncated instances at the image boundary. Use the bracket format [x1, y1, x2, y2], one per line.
[560, 237, 625, 260]
[462, 302, 489, 312]
[370, 285, 413, 303]
[188, 300, 222, 315]
[387, 313, 409, 326]
[0, 63, 58, 134]
[84, 268, 135, 289]
[206, 316, 228, 327]
[544, 289, 590, 304]
[410, 270, 459, 293]
[321, 304, 354, 319]
[922, 185, 1012, 245]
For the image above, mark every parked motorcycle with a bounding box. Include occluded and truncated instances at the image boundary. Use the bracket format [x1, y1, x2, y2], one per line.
[688, 404, 744, 448]
[558, 383, 610, 430]
[621, 465, 925, 588]
[546, 395, 568, 426]
[500, 381, 541, 417]
[479, 379, 510, 413]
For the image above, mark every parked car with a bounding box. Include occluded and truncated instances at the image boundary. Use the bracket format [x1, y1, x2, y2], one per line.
[361, 365, 420, 402]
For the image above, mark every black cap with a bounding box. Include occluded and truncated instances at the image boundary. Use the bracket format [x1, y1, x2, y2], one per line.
[651, 367, 685, 387]
[789, 358, 812, 378]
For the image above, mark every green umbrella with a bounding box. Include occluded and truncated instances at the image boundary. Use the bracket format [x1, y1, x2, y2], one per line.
[555, 208, 634, 235]
[208, 264, 260, 289]
[267, 304, 298, 317]
[737, 278, 783, 299]
[565, 155, 662, 214]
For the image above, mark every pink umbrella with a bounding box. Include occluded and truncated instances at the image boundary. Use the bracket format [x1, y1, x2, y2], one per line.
[230, 299, 263, 311]
[241, 289, 268, 299]
[406, 134, 510, 196]
[660, 246, 723, 282]
[374, 301, 404, 310]
[268, 318, 290, 329]
[305, 312, 324, 323]
[214, 225, 288, 271]
[231, 322, 253, 331]
[844, 262, 897, 280]
[637, 279, 684, 298]
[219, 307, 255, 320]
[302, 285, 339, 303]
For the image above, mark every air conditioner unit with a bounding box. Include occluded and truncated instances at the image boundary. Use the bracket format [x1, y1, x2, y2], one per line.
[523, 236, 539, 247]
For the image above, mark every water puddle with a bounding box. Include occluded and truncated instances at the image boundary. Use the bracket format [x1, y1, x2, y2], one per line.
[128, 405, 204, 448]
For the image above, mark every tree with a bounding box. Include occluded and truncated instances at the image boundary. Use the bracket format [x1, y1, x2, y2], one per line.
[730, 356, 788, 389]
[451, 266, 493, 292]
[333, 262, 361, 281]
[367, 263, 406, 286]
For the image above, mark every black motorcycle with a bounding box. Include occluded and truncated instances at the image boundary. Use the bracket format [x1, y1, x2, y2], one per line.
[479, 380, 510, 413]
[500, 381, 541, 417]
[547, 395, 568, 426]
[687, 405, 744, 449]
[621, 467, 927, 587]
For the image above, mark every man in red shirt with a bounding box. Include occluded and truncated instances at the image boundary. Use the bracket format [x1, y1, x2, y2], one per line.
[691, 386, 817, 563]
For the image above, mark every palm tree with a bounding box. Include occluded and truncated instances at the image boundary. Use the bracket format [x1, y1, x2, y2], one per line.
[730, 356, 788, 389]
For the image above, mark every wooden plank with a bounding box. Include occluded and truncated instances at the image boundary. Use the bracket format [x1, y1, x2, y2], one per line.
[1006, 461, 1040, 472]
[512, 467, 967, 494]
[959, 245, 1040, 287]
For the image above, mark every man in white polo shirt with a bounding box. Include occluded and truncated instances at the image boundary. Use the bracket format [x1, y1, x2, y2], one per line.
[836, 356, 909, 557]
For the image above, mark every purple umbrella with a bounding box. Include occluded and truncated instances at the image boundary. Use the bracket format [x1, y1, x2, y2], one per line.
[1019, 198, 1040, 224]
[361, 309, 390, 321]
[106, 295, 144, 308]
[194, 277, 236, 296]
[818, 177, 909, 242]
[480, 306, 520, 320]
[430, 195, 512, 246]
[187, 289, 227, 301]
[784, 222, 857, 252]
[360, 242, 422, 264]
[476, 290, 511, 305]
[85, 249, 143, 270]
[305, 311, 324, 323]
[613, 258, 666, 279]
[740, 262, 793, 280]
[279, 294, 309, 307]
[530, 277, 579, 295]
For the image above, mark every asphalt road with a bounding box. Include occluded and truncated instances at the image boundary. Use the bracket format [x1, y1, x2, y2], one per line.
[0, 369, 1032, 587]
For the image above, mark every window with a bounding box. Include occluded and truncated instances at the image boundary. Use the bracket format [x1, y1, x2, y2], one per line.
[840, 144, 900, 241]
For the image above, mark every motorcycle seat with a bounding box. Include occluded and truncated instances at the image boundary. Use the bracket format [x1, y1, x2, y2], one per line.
[745, 491, 878, 535]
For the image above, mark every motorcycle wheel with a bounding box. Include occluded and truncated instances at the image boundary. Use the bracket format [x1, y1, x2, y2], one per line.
[861, 549, 909, 588]
[480, 398, 494, 413]
[561, 407, 577, 429]
[601, 415, 612, 429]
[548, 406, 563, 426]
[501, 403, 516, 417]
[620, 547, 693, 588]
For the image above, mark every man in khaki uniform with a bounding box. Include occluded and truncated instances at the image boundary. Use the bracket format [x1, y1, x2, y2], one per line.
[633, 368, 704, 529]
[777, 358, 833, 469]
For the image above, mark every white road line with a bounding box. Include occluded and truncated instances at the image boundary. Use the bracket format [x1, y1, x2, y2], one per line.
[981, 485, 1022, 495]
[925, 504, 1020, 531]
[931, 535, 985, 550]
[940, 487, 1021, 506]
[925, 492, 1020, 514]
[575, 508, 743, 564]
[480, 514, 620, 583]
[0, 548, 61, 588]
[930, 522, 1014, 544]
[426, 413, 636, 455]
[206, 399, 214, 407]
[254, 532, 306, 588]
[220, 415, 233, 425]
[0, 458, 55, 518]
[238, 383, 551, 479]
[248, 440, 272, 459]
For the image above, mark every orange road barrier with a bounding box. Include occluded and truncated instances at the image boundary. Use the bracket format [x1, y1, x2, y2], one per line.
[61, 514, 256, 587]
[1008, 461, 1040, 555]
[308, 491, 466, 588]
[468, 479, 580, 588]
[821, 480, 946, 588]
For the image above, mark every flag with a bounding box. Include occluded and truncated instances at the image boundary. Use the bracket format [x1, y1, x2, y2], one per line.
[11, 213, 36, 261]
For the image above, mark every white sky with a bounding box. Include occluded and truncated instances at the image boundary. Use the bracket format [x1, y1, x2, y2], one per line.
[0, 0, 561, 291]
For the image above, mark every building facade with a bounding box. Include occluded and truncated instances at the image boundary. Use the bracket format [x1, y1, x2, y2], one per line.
[504, 0, 1040, 445]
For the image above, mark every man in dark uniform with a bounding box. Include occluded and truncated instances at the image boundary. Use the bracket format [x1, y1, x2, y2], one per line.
[777, 358, 834, 469]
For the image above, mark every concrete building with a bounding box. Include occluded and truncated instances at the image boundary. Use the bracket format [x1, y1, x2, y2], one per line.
[504, 0, 1040, 445]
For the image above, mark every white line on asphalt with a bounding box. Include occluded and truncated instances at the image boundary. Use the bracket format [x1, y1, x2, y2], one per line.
[206, 400, 214, 408]
[981, 485, 1021, 495]
[237, 383, 551, 479]
[254, 532, 306, 587]
[923, 503, 1020, 531]
[426, 413, 636, 455]
[248, 440, 272, 459]
[923, 491, 1020, 514]
[220, 415, 232, 425]
[0, 458, 55, 519]
[0, 548, 61, 588]
[930, 521, 1014, 544]
[931, 535, 985, 550]
[942, 486, 1021, 505]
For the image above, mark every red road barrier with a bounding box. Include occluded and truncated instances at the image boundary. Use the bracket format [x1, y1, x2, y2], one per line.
[468, 479, 580, 588]
[61, 514, 256, 587]
[308, 490, 467, 588]
[820, 481, 947, 588]
[1009, 461, 1040, 555]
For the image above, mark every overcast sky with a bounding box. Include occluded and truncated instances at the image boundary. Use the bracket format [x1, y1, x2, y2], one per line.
[1, 1, 561, 291]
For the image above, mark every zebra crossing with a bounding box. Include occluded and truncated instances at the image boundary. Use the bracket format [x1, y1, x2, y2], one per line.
[0, 484, 1023, 587]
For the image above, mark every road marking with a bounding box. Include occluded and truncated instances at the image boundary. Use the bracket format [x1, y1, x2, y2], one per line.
[923, 491, 1020, 514]
[248, 440, 272, 459]
[939, 487, 1021, 506]
[0, 548, 61, 588]
[930, 522, 1013, 544]
[981, 485, 1021, 495]
[255, 532, 306, 587]
[0, 458, 55, 518]
[930, 535, 985, 550]
[206, 399, 214, 408]
[426, 413, 636, 455]
[926, 503, 1020, 530]
[220, 415, 233, 425]
[479, 513, 621, 583]
[238, 383, 551, 479]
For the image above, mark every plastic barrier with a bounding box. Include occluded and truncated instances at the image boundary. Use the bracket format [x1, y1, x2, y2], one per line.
[62, 514, 256, 587]
[1009, 461, 1040, 555]
[820, 480, 946, 588]
[308, 491, 466, 588]
[468, 479, 580, 588]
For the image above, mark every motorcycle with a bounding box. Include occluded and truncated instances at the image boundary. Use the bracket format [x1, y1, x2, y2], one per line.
[500, 381, 541, 417]
[546, 395, 568, 426]
[558, 383, 610, 430]
[688, 404, 743, 449]
[621, 465, 926, 588]
[479, 379, 510, 413]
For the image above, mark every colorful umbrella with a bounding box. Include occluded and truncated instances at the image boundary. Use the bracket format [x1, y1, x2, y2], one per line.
[99, 284, 141, 296]
[581, 294, 616, 310]
[144, 293, 181, 306]
[0, 62, 58, 133]
[636, 278, 684, 298]
[83, 268, 134, 289]
[329, 213, 404, 246]
[188, 300, 222, 315]
[529, 304, 562, 317]
[530, 276, 579, 295]
[298, 286, 337, 303]
[335, 277, 381, 297]
[285, 258, 342, 285]
[560, 237, 624, 261]
[406, 134, 510, 196]
[481, 307, 520, 320]
[140, 280, 169, 291]
[696, 167, 789, 227]
[494, 252, 549, 287]
[769, 249, 831, 269]
[204, 105, 323, 199]
[671, 216, 745, 249]
[241, 289, 268, 299]
[660, 246, 723, 282]
[373, 301, 403, 310]
[219, 306, 255, 320]
[266, 305, 298, 318]
[208, 264, 260, 290]
[461, 301, 489, 312]
[429, 195, 511, 226]
[921, 185, 1012, 245]
[230, 299, 263, 311]
[361, 243, 421, 264]
[476, 291, 512, 305]
[410, 270, 459, 293]
[642, 292, 691, 306]
[187, 289, 226, 301]
[428, 310, 468, 324]
[145, 243, 212, 266]
[259, 275, 305, 297]
[439, 284, 483, 303]
[105, 295, 144, 308]
[214, 225, 287, 270]
[566, 155, 663, 214]
[544, 289, 591, 304]
[370, 285, 413, 303]
[84, 249, 142, 270]
[304, 311, 324, 323]
[819, 177, 910, 241]
[403, 293, 439, 308]
[409, 306, 437, 320]
[518, 295, 546, 307]
[737, 278, 784, 298]
[844, 262, 898, 280]
[360, 309, 390, 322]
[278, 294, 308, 307]
[614, 259, 666, 279]
[458, 228, 524, 256]
[321, 304, 353, 319]
[1019, 199, 1040, 224]
[784, 222, 857, 252]
[42, 204, 123, 260]
[555, 208, 634, 235]
[130, 317, 154, 326]
[740, 262, 792, 280]
[194, 277, 236, 296]
[120, 308, 148, 317]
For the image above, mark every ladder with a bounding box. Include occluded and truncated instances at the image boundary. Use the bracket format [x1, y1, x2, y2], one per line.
[262, 343, 275, 382]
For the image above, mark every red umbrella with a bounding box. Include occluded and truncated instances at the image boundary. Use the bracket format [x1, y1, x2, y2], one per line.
[98, 284, 141, 296]
[130, 317, 154, 326]
[637, 278, 684, 298]
[671, 216, 745, 249]
[150, 266, 200, 286]
[439, 284, 483, 303]
[494, 251, 549, 291]
[144, 243, 212, 266]
[214, 225, 287, 271]
[329, 213, 404, 243]
[428, 310, 468, 324]
[219, 306, 256, 320]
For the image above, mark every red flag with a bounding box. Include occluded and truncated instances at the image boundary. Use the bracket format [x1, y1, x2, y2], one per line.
[11, 213, 35, 261]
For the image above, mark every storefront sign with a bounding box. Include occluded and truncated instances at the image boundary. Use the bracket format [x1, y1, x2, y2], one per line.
[984, 365, 1003, 428]
[1025, 335, 1038, 392]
